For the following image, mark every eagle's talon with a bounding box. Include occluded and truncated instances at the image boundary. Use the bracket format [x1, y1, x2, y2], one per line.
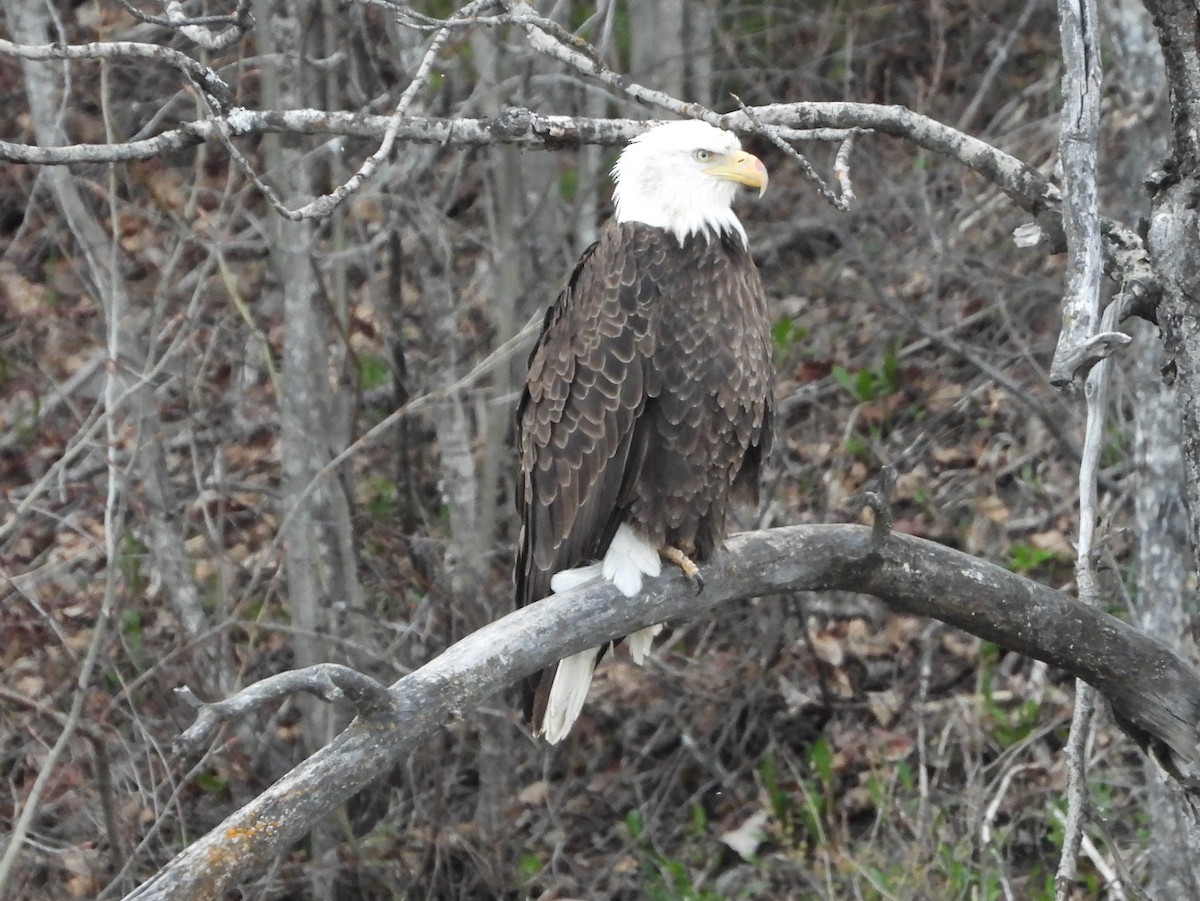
[661, 545, 703, 593]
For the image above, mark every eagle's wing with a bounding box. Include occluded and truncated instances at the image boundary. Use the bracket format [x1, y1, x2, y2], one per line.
[515, 224, 667, 611]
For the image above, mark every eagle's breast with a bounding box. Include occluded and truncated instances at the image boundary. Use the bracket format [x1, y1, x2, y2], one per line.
[622, 224, 773, 559]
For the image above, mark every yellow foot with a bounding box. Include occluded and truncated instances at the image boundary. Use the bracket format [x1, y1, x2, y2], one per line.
[660, 546, 704, 594]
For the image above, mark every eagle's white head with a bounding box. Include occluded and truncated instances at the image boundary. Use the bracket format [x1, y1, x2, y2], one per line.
[612, 119, 768, 247]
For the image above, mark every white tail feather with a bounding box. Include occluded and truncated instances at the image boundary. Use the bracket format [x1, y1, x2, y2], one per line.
[540, 524, 664, 741]
[539, 650, 597, 744]
[627, 623, 664, 665]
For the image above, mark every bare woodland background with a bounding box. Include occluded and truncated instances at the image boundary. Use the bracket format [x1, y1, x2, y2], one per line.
[1, 0, 1197, 899]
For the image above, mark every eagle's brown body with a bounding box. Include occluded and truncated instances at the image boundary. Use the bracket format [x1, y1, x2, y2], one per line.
[515, 220, 774, 733]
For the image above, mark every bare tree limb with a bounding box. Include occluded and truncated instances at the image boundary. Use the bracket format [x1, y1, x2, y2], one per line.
[723, 101, 1061, 216]
[722, 102, 1159, 318]
[0, 36, 233, 105]
[501, 0, 718, 124]
[175, 665, 396, 750]
[1053, 0, 1107, 890]
[259, 0, 504, 221]
[164, 0, 252, 50]
[122, 524, 1200, 900]
[1146, 0, 1200, 590]
[1050, 0, 1107, 387]
[0, 13, 1160, 318]
[0, 96, 1155, 312]
[0, 109, 849, 164]
[109, 0, 246, 31]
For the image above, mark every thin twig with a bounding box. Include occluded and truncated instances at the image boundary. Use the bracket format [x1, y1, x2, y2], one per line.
[1057, 263, 1127, 901]
[110, 0, 245, 30]
[297, 0, 506, 219]
[164, 0, 252, 51]
[0, 27, 131, 887]
[733, 93, 857, 210]
[502, 0, 719, 125]
[833, 132, 858, 204]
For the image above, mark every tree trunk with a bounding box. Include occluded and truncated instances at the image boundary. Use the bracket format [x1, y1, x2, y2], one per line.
[1107, 0, 1200, 889]
[1144, 0, 1200, 557]
[251, 0, 362, 893]
[1141, 0, 1200, 860]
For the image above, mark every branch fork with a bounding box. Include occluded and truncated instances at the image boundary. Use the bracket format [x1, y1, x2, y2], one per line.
[175, 664, 396, 753]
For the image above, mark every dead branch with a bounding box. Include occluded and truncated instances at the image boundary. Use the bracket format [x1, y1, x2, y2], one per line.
[1050, 0, 1107, 388]
[0, 109, 848, 165]
[124, 523, 1200, 900]
[0, 5, 1159, 317]
[1053, 0, 1106, 885]
[175, 665, 397, 750]
[2, 98, 1154, 313]
[0, 36, 233, 104]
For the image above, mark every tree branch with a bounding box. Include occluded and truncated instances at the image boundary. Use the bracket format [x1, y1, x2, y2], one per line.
[0, 108, 848, 164]
[1050, 0, 1106, 387]
[124, 524, 1200, 899]
[1054, 0, 1106, 888]
[0, 18, 1159, 317]
[175, 665, 396, 750]
[0, 36, 233, 105]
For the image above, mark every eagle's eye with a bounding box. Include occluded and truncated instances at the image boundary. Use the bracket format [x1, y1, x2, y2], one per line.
[693, 149, 714, 162]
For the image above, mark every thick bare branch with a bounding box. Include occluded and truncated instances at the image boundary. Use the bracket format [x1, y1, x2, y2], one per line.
[126, 524, 1200, 900]
[1141, 0, 1200, 168]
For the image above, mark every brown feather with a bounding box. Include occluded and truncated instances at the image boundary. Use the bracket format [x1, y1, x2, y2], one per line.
[515, 222, 774, 730]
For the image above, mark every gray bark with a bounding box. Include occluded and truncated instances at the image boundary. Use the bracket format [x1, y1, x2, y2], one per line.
[629, 0, 714, 108]
[1049, 0, 1105, 386]
[1146, 0, 1200, 591]
[1107, 0, 1200, 891]
[1052, 1, 1106, 888]
[1134, 328, 1200, 893]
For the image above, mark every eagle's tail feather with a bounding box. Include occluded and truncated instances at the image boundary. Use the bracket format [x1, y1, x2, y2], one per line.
[627, 623, 664, 664]
[536, 525, 662, 742]
[539, 649, 598, 744]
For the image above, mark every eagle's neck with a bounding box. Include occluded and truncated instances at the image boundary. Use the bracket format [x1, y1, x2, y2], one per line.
[613, 183, 748, 248]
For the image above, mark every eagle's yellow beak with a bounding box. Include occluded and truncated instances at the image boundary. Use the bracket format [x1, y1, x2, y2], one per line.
[706, 150, 768, 197]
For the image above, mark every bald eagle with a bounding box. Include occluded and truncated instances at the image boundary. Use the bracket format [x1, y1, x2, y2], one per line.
[515, 120, 775, 743]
